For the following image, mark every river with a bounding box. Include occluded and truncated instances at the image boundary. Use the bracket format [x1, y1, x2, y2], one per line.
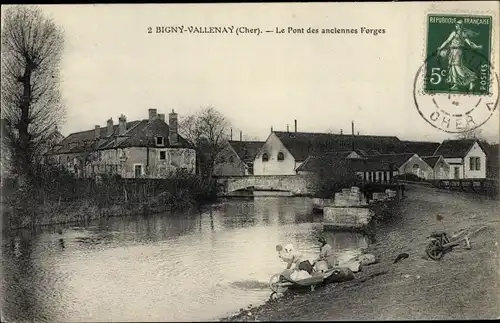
[1, 197, 369, 322]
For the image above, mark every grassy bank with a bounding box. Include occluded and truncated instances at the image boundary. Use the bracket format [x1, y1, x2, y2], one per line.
[222, 184, 500, 321]
[1, 167, 218, 231]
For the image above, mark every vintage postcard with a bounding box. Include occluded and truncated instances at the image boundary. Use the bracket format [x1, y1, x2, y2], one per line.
[1, 2, 499, 322]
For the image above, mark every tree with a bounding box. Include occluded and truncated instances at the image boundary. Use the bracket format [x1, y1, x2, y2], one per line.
[1, 5, 65, 184]
[179, 106, 231, 179]
[312, 157, 362, 198]
[455, 125, 484, 141]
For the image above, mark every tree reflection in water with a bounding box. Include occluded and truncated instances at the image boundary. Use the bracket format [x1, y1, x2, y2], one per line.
[1, 230, 52, 322]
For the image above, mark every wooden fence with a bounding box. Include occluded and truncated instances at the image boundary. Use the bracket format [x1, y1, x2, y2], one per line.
[429, 178, 499, 197]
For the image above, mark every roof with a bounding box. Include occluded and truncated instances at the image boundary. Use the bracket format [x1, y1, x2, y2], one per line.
[402, 140, 441, 157]
[361, 153, 416, 168]
[296, 153, 392, 173]
[421, 156, 442, 168]
[228, 140, 264, 165]
[273, 131, 411, 161]
[433, 139, 479, 158]
[48, 118, 192, 155]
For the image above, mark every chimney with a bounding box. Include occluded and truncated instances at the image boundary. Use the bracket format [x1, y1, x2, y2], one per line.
[158, 113, 165, 122]
[271, 126, 273, 132]
[169, 109, 178, 146]
[106, 118, 113, 137]
[148, 108, 157, 121]
[118, 114, 127, 135]
[340, 129, 343, 135]
[294, 119, 297, 132]
[230, 128, 233, 140]
[94, 125, 100, 139]
[287, 124, 289, 132]
[239, 130, 242, 141]
[351, 121, 355, 151]
[357, 131, 360, 136]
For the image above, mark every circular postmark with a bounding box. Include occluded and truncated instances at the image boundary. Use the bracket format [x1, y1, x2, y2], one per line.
[413, 47, 499, 134]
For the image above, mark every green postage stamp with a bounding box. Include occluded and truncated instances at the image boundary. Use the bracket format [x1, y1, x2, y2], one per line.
[425, 14, 493, 95]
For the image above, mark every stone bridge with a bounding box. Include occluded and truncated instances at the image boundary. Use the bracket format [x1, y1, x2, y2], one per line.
[216, 175, 314, 196]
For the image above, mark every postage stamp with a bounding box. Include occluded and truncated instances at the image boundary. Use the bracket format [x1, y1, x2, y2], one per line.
[425, 14, 493, 95]
[413, 14, 499, 133]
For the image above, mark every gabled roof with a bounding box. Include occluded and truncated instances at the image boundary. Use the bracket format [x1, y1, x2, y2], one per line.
[421, 156, 442, 168]
[48, 118, 192, 155]
[228, 140, 264, 165]
[433, 139, 479, 158]
[273, 131, 411, 161]
[402, 140, 441, 157]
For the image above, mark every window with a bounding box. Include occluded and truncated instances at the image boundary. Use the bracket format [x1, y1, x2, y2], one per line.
[159, 151, 166, 160]
[156, 136, 164, 146]
[412, 164, 420, 177]
[277, 152, 284, 161]
[469, 157, 480, 171]
[134, 164, 143, 178]
[262, 153, 269, 162]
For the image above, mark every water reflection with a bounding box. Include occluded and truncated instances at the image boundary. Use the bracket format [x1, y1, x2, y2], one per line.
[2, 197, 368, 322]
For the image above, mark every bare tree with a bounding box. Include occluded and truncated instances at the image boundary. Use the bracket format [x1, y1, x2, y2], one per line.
[455, 125, 484, 141]
[179, 106, 231, 178]
[1, 5, 65, 183]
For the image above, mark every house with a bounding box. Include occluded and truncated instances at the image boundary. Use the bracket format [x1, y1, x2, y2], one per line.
[366, 153, 435, 180]
[46, 109, 196, 178]
[213, 140, 264, 176]
[295, 152, 394, 183]
[432, 139, 488, 179]
[402, 140, 441, 157]
[421, 155, 451, 180]
[253, 127, 412, 176]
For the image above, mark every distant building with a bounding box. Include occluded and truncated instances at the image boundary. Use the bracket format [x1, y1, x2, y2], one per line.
[295, 153, 394, 183]
[46, 109, 196, 178]
[421, 155, 451, 180]
[214, 140, 264, 176]
[253, 128, 412, 176]
[366, 153, 434, 180]
[433, 139, 488, 179]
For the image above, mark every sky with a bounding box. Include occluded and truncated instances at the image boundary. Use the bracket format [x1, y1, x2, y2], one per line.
[2, 2, 499, 143]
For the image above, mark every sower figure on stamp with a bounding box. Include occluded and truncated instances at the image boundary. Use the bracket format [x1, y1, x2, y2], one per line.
[437, 20, 483, 91]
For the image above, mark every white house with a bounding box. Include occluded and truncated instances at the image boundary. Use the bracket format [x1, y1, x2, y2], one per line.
[253, 129, 412, 176]
[433, 139, 488, 179]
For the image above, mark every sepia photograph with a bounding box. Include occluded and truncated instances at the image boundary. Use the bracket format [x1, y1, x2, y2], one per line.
[1, 1, 499, 322]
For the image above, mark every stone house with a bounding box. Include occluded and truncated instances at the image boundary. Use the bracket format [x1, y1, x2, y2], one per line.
[213, 139, 264, 176]
[433, 139, 488, 179]
[253, 126, 412, 176]
[46, 109, 196, 178]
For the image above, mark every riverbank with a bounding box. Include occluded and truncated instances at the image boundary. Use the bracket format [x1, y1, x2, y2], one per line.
[1, 172, 217, 231]
[222, 184, 500, 321]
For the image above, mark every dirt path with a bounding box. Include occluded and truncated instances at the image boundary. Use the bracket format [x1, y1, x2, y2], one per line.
[222, 184, 500, 321]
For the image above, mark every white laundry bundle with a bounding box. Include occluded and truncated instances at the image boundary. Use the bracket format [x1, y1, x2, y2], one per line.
[290, 270, 311, 281]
